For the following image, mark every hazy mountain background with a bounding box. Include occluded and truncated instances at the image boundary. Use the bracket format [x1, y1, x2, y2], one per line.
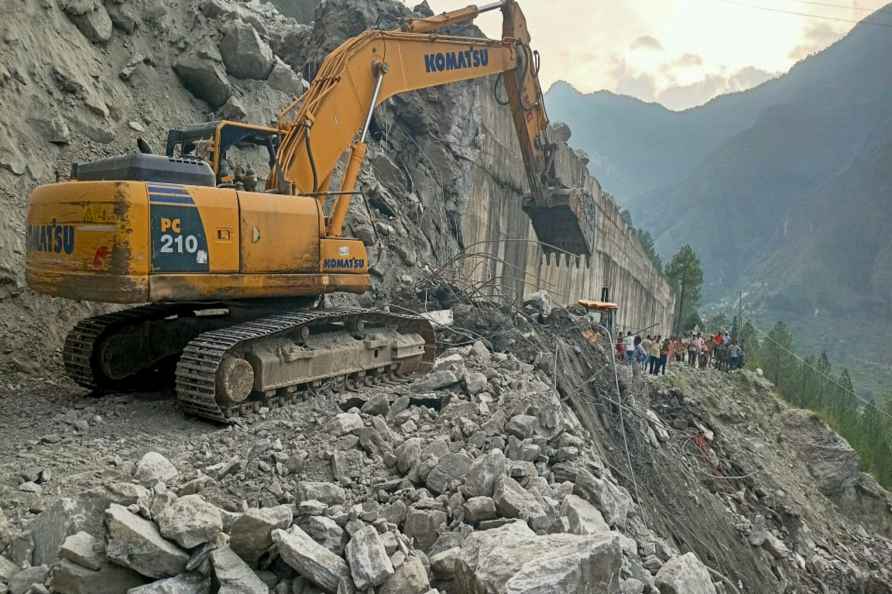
[545, 4, 892, 396]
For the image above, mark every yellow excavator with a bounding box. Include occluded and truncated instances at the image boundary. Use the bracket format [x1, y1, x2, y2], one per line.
[25, 1, 594, 422]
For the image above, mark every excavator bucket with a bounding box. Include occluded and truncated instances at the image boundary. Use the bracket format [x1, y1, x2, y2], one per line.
[523, 187, 595, 257]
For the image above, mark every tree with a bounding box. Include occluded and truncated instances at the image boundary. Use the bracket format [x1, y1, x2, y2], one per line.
[665, 245, 704, 335]
[762, 321, 794, 391]
[636, 229, 663, 273]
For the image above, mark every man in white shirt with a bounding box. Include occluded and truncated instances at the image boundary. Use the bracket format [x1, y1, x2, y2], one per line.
[624, 331, 635, 365]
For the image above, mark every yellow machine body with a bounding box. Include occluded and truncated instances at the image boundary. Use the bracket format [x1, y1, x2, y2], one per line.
[26, 180, 369, 303]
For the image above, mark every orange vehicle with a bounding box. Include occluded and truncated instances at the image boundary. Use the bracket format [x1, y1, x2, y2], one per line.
[25, 1, 594, 421]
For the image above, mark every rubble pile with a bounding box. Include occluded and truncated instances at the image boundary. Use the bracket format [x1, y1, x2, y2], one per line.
[0, 333, 731, 594]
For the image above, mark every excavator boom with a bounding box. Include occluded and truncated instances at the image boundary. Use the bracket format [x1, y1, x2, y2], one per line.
[276, 0, 594, 256]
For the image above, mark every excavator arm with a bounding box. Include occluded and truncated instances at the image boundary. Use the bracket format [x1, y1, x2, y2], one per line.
[276, 0, 594, 256]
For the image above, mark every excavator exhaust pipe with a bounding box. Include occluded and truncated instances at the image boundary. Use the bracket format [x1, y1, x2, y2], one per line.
[523, 187, 595, 258]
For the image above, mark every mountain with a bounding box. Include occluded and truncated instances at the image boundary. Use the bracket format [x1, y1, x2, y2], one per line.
[545, 4, 892, 393]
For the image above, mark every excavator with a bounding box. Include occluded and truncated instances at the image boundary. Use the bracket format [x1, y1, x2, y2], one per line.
[25, 0, 595, 422]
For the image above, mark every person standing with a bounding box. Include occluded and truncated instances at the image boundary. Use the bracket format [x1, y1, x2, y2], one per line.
[624, 331, 635, 366]
[687, 334, 698, 367]
[659, 336, 670, 375]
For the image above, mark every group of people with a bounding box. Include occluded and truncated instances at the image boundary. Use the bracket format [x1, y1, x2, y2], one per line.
[615, 329, 745, 375]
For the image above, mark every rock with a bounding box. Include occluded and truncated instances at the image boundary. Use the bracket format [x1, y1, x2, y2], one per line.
[106, 1, 139, 33]
[0, 556, 18, 582]
[654, 553, 716, 594]
[574, 469, 634, 529]
[300, 516, 344, 556]
[377, 556, 430, 594]
[30, 496, 106, 567]
[7, 566, 48, 594]
[345, 525, 394, 589]
[425, 452, 472, 494]
[454, 521, 622, 594]
[134, 453, 178, 486]
[362, 395, 391, 417]
[219, 22, 275, 79]
[298, 482, 346, 505]
[464, 449, 507, 497]
[105, 504, 189, 579]
[272, 527, 353, 593]
[463, 372, 488, 396]
[396, 438, 424, 476]
[156, 495, 222, 549]
[430, 547, 461, 580]
[230, 506, 293, 565]
[462, 497, 497, 523]
[411, 370, 459, 393]
[266, 58, 306, 96]
[19, 482, 41, 494]
[211, 547, 269, 594]
[63, 1, 113, 43]
[403, 509, 446, 552]
[126, 572, 211, 594]
[221, 96, 247, 121]
[782, 410, 861, 497]
[505, 415, 538, 440]
[60, 532, 103, 571]
[561, 495, 610, 535]
[173, 55, 233, 109]
[325, 413, 364, 437]
[493, 477, 547, 526]
[621, 578, 645, 594]
[58, 563, 145, 594]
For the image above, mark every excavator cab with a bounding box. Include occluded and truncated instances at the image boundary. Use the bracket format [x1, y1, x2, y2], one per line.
[165, 121, 281, 190]
[578, 299, 619, 335]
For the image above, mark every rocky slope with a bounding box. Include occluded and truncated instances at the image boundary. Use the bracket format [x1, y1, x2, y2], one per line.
[1, 304, 891, 593]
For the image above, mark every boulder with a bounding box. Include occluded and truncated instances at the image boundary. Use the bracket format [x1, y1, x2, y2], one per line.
[574, 469, 634, 529]
[219, 22, 275, 79]
[505, 415, 538, 440]
[266, 59, 306, 96]
[29, 495, 107, 566]
[411, 370, 459, 393]
[345, 525, 394, 589]
[430, 547, 461, 581]
[126, 572, 211, 593]
[211, 547, 268, 594]
[0, 555, 18, 582]
[62, 0, 113, 43]
[230, 506, 293, 565]
[454, 521, 622, 594]
[493, 477, 547, 527]
[462, 497, 497, 523]
[377, 556, 430, 594]
[403, 509, 446, 552]
[105, 504, 188, 579]
[297, 482, 346, 505]
[272, 527, 353, 593]
[157, 495, 223, 549]
[463, 372, 488, 396]
[654, 553, 716, 594]
[781, 409, 861, 497]
[464, 449, 507, 497]
[549, 122, 572, 143]
[325, 413, 364, 437]
[425, 452, 472, 494]
[48, 559, 144, 594]
[60, 532, 103, 571]
[300, 515, 345, 556]
[173, 55, 233, 109]
[561, 495, 610, 535]
[134, 453, 178, 486]
[396, 439, 423, 475]
[7, 565, 48, 594]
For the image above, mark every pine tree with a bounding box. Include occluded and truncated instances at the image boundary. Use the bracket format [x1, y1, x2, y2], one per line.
[665, 245, 704, 335]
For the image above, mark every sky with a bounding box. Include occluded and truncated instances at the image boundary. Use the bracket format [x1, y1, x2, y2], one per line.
[403, 0, 890, 110]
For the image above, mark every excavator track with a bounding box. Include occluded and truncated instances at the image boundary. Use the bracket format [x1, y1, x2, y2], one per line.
[175, 308, 436, 423]
[63, 304, 189, 391]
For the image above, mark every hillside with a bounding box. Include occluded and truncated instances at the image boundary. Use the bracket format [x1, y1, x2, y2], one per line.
[545, 4, 892, 393]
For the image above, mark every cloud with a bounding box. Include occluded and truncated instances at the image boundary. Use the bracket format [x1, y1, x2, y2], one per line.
[673, 53, 704, 68]
[788, 22, 840, 61]
[609, 54, 657, 102]
[655, 66, 776, 110]
[630, 35, 663, 51]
